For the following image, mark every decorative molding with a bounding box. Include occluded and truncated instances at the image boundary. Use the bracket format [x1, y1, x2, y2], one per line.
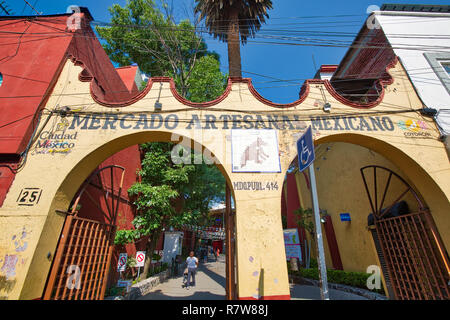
[70, 54, 399, 110]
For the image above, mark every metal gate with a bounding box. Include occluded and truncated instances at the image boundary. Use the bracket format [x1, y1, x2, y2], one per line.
[43, 165, 125, 300]
[361, 165, 450, 300]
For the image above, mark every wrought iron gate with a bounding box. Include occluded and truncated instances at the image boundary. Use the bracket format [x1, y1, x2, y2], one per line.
[361, 165, 450, 300]
[43, 165, 125, 300]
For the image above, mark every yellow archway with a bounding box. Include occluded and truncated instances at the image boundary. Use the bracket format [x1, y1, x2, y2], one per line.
[284, 134, 450, 299]
[1, 58, 449, 300]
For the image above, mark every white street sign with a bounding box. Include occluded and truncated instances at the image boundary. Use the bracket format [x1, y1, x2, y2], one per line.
[135, 251, 146, 268]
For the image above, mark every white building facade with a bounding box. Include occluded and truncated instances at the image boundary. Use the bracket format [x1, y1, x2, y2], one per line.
[374, 5, 450, 146]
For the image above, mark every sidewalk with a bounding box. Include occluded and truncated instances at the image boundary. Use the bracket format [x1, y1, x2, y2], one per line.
[138, 255, 226, 300]
[290, 284, 368, 300]
[138, 254, 368, 300]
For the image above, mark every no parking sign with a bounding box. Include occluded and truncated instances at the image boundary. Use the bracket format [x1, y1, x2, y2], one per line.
[117, 253, 127, 272]
[135, 251, 146, 268]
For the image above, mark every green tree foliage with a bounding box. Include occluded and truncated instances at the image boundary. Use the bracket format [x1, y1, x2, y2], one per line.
[184, 55, 228, 103]
[115, 142, 225, 276]
[96, 0, 227, 101]
[98, 0, 228, 278]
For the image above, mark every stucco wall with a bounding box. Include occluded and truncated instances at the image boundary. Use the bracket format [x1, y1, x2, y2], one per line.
[294, 142, 425, 273]
[376, 12, 450, 135]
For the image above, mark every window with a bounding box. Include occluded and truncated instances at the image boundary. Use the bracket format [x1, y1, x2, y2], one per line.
[424, 52, 450, 95]
[442, 62, 450, 78]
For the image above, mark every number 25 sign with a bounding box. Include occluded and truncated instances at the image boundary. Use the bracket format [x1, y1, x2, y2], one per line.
[17, 188, 43, 206]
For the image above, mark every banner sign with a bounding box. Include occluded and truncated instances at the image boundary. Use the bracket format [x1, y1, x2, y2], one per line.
[283, 229, 302, 262]
[68, 113, 396, 133]
[182, 225, 225, 240]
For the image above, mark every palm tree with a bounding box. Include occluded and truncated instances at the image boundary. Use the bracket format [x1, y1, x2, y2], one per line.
[194, 0, 272, 78]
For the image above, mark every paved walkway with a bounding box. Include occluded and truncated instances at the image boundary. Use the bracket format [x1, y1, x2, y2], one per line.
[139, 254, 226, 300]
[290, 283, 368, 300]
[139, 255, 368, 300]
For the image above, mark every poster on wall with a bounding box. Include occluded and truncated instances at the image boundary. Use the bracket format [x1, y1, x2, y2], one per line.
[283, 229, 302, 262]
[231, 129, 281, 173]
[162, 232, 183, 264]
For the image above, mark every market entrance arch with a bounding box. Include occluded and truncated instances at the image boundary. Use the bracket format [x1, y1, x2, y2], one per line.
[282, 134, 450, 300]
[1, 58, 449, 300]
[38, 131, 237, 300]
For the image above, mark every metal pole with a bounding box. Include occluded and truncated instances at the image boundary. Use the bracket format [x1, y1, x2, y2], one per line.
[308, 163, 330, 300]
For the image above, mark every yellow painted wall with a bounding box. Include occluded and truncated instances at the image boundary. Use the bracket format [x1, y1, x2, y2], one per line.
[294, 171, 333, 269]
[294, 142, 424, 273]
[0, 59, 449, 300]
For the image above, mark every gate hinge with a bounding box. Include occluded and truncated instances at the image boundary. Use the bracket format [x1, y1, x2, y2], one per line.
[55, 209, 75, 216]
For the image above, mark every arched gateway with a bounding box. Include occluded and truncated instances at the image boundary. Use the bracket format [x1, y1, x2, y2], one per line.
[0, 57, 449, 300]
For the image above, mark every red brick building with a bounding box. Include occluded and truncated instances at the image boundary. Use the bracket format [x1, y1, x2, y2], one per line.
[0, 9, 161, 290]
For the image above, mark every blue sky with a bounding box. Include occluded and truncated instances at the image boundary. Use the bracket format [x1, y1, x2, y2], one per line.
[4, 0, 450, 103]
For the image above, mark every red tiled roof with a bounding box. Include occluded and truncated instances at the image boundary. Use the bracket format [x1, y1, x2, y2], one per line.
[0, 13, 134, 155]
[0, 11, 139, 207]
[319, 65, 338, 73]
[116, 66, 140, 94]
[0, 15, 75, 154]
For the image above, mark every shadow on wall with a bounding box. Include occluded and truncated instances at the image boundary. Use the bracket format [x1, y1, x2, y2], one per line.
[258, 268, 264, 299]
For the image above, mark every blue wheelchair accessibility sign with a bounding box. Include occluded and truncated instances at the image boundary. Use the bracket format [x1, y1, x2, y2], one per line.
[297, 126, 315, 173]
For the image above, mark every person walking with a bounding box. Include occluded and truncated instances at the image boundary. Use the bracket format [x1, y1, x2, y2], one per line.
[185, 251, 198, 289]
[216, 248, 220, 261]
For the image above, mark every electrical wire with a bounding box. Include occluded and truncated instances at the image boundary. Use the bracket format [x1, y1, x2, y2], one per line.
[0, 17, 447, 114]
[0, 21, 31, 64]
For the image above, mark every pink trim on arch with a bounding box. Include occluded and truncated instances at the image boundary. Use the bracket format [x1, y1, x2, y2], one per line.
[158, 76, 233, 108]
[74, 54, 398, 110]
[86, 74, 233, 109]
[231, 76, 310, 109]
[323, 56, 398, 110]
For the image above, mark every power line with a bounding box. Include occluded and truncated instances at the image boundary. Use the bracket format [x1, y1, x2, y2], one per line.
[4, 16, 450, 42]
[0, 0, 12, 15]
[0, 17, 448, 107]
[3, 28, 450, 54]
[21, 0, 41, 15]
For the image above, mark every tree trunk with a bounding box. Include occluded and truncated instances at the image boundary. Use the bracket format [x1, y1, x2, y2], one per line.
[143, 230, 161, 278]
[227, 8, 242, 78]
